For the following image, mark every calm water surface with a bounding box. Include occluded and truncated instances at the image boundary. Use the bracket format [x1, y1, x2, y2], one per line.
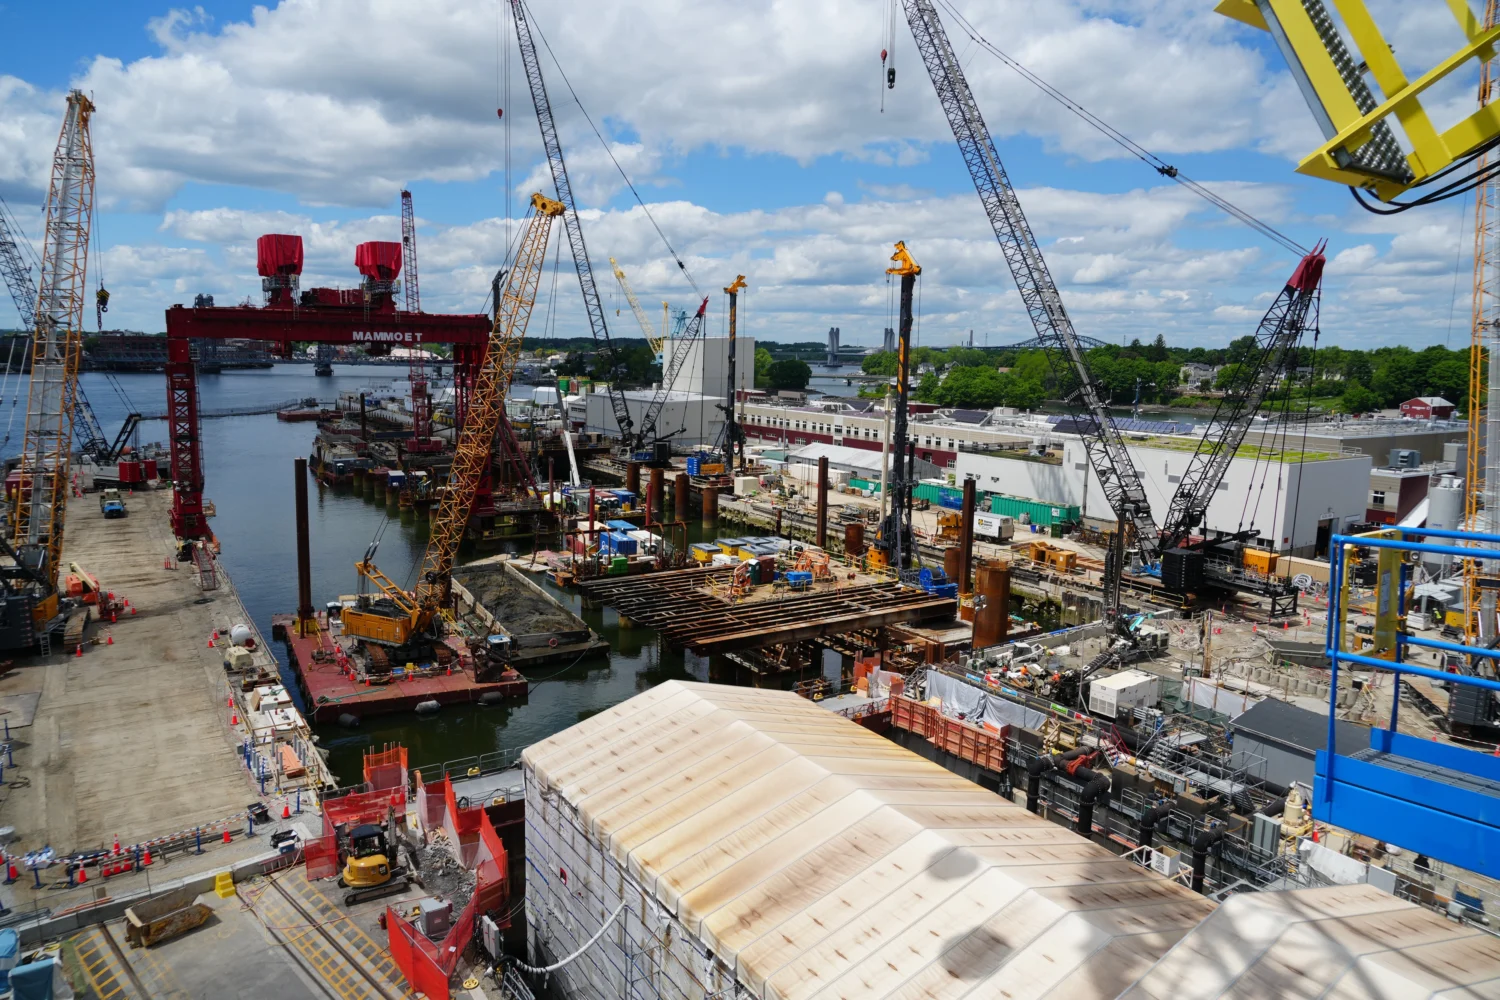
[62, 366, 780, 782]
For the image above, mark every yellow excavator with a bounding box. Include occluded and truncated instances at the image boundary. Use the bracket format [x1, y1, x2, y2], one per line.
[341, 192, 565, 655]
[336, 813, 412, 906]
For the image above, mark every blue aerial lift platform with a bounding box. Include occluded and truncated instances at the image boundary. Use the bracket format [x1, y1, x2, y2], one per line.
[1315, 526, 1500, 880]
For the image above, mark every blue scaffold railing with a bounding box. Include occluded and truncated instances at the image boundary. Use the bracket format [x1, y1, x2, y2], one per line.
[1317, 525, 1500, 880]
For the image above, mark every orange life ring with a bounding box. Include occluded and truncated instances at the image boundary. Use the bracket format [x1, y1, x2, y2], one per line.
[548, 637, 558, 648]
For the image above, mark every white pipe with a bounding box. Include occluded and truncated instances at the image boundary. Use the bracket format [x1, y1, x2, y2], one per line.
[512, 901, 626, 975]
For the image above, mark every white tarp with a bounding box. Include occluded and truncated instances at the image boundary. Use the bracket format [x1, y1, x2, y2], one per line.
[924, 668, 1052, 732]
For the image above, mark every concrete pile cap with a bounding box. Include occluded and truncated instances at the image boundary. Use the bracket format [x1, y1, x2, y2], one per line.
[524, 680, 1215, 999]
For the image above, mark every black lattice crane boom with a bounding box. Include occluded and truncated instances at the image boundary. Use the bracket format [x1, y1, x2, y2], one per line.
[901, 0, 1160, 565]
[1161, 247, 1327, 551]
[399, 189, 434, 446]
[510, 0, 637, 447]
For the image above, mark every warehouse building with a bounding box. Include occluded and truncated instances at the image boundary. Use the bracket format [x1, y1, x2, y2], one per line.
[522, 681, 1500, 999]
[956, 437, 1371, 557]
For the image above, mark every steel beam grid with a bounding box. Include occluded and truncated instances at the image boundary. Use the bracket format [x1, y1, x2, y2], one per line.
[16, 92, 94, 596]
[902, 0, 1159, 562]
[580, 568, 955, 653]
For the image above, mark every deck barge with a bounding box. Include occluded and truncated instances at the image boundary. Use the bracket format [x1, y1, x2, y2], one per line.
[272, 615, 527, 723]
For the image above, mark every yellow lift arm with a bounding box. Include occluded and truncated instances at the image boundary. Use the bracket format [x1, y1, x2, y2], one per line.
[417, 193, 565, 611]
[609, 257, 665, 355]
[342, 193, 565, 647]
[1218, 0, 1500, 201]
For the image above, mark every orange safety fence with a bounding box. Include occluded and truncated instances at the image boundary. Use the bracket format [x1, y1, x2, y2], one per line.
[363, 743, 408, 792]
[323, 785, 406, 831]
[415, 776, 448, 837]
[443, 775, 486, 868]
[304, 833, 340, 881]
[387, 905, 450, 1000]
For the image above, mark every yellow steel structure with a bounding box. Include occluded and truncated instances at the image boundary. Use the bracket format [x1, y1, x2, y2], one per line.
[1218, 0, 1500, 201]
[609, 257, 665, 355]
[14, 91, 95, 627]
[416, 193, 564, 610]
[1469, 0, 1500, 645]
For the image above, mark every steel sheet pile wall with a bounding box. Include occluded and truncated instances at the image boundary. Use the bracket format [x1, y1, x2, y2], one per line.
[522, 680, 1217, 1000]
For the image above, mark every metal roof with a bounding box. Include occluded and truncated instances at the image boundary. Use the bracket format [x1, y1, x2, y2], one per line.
[1229, 697, 1370, 757]
[523, 680, 1214, 999]
[1123, 883, 1500, 998]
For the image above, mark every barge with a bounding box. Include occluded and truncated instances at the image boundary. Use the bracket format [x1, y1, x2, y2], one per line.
[272, 612, 528, 723]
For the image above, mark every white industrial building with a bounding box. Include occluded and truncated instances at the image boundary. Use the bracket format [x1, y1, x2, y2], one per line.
[956, 438, 1371, 557]
[662, 335, 756, 398]
[579, 388, 727, 449]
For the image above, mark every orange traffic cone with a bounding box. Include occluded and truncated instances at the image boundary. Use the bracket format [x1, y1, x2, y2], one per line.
[143, 848, 152, 866]
[113, 835, 120, 854]
[228, 696, 234, 708]
[282, 804, 290, 819]
[223, 829, 232, 844]
[110, 613, 116, 624]
[212, 630, 219, 640]
[130, 606, 136, 615]
[231, 711, 238, 726]
[75, 645, 81, 658]
[208, 637, 215, 648]
[106, 634, 113, 645]
[77, 866, 87, 885]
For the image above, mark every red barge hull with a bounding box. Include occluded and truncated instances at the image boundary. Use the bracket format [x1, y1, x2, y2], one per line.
[272, 614, 527, 723]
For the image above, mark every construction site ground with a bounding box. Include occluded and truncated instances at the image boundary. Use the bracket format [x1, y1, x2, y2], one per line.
[0, 490, 260, 876]
[62, 862, 429, 1000]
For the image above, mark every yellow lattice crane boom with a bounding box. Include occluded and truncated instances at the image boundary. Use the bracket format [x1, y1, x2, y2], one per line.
[12, 91, 95, 630]
[609, 257, 664, 355]
[1468, 0, 1500, 647]
[419, 193, 564, 605]
[341, 192, 565, 647]
[1218, 0, 1500, 203]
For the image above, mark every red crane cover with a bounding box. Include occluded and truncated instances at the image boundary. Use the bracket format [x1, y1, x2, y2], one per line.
[256, 234, 304, 277]
[354, 241, 403, 281]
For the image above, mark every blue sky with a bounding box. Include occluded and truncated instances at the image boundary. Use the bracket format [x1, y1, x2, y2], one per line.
[0, 0, 1479, 348]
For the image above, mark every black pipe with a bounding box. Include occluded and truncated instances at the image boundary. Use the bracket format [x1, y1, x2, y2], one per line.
[1025, 747, 1093, 814]
[1025, 755, 1053, 814]
[1074, 766, 1111, 839]
[1257, 796, 1288, 819]
[1191, 826, 1228, 893]
[1137, 800, 1174, 848]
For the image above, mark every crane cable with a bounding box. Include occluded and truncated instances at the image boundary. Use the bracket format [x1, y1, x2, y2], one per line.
[521, 0, 701, 297]
[926, 0, 1309, 257]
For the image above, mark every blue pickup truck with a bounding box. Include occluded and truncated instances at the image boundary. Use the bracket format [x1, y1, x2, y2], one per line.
[99, 488, 127, 519]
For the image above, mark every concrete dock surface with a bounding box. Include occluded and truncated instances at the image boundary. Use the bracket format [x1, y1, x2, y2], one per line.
[0, 490, 259, 857]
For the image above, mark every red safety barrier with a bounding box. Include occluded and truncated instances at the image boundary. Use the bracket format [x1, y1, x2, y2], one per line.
[304, 833, 340, 881]
[387, 907, 450, 1000]
[363, 744, 407, 792]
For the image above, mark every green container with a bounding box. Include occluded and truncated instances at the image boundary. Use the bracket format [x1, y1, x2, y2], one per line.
[850, 477, 882, 492]
[985, 492, 1079, 527]
[609, 555, 629, 575]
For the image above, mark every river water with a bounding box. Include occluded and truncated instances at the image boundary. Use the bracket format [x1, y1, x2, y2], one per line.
[60, 365, 786, 783]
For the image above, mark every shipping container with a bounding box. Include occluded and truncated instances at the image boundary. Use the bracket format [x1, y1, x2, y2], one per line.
[986, 491, 1079, 526]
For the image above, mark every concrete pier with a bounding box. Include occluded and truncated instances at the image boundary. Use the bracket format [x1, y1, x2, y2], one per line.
[0, 490, 316, 856]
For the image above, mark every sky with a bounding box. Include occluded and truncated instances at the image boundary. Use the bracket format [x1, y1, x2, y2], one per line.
[0, 0, 1487, 349]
